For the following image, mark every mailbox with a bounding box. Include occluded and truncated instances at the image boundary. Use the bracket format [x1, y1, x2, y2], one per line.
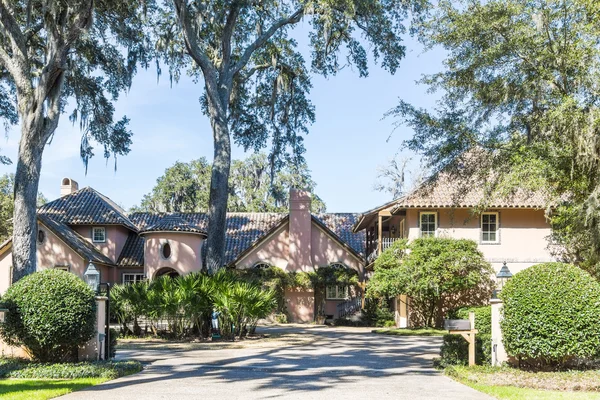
[444, 319, 471, 331]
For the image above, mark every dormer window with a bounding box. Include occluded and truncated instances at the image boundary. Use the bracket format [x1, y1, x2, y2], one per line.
[92, 227, 106, 243]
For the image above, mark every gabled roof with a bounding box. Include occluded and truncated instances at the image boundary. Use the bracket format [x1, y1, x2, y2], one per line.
[38, 215, 114, 265]
[117, 232, 144, 267]
[38, 187, 138, 231]
[140, 215, 207, 236]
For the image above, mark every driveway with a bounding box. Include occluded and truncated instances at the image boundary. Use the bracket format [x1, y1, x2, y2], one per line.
[61, 326, 491, 400]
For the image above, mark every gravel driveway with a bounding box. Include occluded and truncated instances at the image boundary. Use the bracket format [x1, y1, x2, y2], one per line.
[60, 325, 491, 400]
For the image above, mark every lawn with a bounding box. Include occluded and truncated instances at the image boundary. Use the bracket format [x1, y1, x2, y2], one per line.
[447, 365, 600, 399]
[0, 377, 108, 400]
[371, 328, 446, 336]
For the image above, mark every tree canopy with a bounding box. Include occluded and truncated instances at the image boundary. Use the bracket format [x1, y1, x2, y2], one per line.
[150, 0, 428, 270]
[1, 0, 150, 280]
[134, 153, 326, 213]
[390, 0, 600, 272]
[368, 237, 493, 327]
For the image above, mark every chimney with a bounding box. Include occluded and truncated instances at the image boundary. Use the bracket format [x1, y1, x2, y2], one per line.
[60, 178, 79, 197]
[288, 189, 312, 272]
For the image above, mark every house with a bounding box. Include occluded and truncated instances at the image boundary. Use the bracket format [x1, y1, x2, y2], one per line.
[0, 168, 555, 325]
[0, 178, 366, 323]
[352, 169, 555, 326]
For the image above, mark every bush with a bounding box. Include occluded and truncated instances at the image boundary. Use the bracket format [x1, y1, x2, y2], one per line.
[109, 328, 118, 358]
[0, 358, 142, 379]
[0, 269, 96, 362]
[436, 333, 492, 368]
[500, 263, 600, 367]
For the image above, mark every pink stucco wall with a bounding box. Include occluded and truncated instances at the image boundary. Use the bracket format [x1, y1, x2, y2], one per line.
[72, 225, 130, 264]
[311, 224, 364, 277]
[237, 223, 289, 269]
[406, 208, 554, 274]
[37, 224, 86, 278]
[144, 232, 204, 278]
[288, 190, 312, 272]
[0, 249, 12, 295]
[285, 288, 314, 322]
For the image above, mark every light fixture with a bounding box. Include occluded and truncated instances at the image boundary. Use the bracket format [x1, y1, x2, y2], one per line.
[390, 225, 397, 236]
[84, 262, 100, 293]
[495, 262, 513, 294]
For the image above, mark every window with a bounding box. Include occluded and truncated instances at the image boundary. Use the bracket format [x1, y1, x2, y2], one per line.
[329, 263, 346, 269]
[161, 242, 172, 259]
[326, 285, 348, 300]
[419, 212, 437, 237]
[123, 273, 145, 285]
[253, 262, 271, 269]
[481, 212, 499, 243]
[54, 265, 69, 272]
[37, 229, 45, 244]
[92, 227, 106, 243]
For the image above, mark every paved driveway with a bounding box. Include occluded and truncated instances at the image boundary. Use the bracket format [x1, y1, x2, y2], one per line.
[61, 326, 491, 400]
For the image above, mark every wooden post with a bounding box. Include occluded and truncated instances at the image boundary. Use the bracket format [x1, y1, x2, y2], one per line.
[358, 282, 367, 309]
[468, 311, 475, 367]
[377, 214, 383, 254]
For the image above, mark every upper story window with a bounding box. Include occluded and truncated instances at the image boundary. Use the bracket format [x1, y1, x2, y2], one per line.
[481, 212, 499, 243]
[329, 262, 346, 269]
[92, 227, 106, 243]
[254, 262, 271, 269]
[161, 242, 172, 259]
[37, 229, 45, 244]
[419, 212, 437, 238]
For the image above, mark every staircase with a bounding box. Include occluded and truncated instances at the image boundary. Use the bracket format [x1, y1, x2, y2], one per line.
[336, 297, 363, 319]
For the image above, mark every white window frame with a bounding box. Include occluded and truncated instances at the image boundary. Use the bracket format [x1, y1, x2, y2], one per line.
[253, 262, 271, 269]
[123, 273, 145, 285]
[481, 212, 500, 244]
[54, 265, 70, 272]
[419, 212, 437, 238]
[326, 285, 348, 300]
[92, 227, 106, 243]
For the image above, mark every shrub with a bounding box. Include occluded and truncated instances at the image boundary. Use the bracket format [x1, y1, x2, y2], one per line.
[436, 333, 491, 368]
[0, 269, 96, 362]
[0, 358, 142, 379]
[109, 328, 118, 358]
[500, 263, 600, 367]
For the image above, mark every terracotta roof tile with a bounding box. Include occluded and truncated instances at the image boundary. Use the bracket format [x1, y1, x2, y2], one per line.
[38, 187, 138, 231]
[140, 215, 207, 236]
[117, 232, 144, 266]
[314, 213, 365, 256]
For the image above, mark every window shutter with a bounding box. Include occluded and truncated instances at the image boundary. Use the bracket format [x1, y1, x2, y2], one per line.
[436, 211, 440, 228]
[417, 212, 421, 228]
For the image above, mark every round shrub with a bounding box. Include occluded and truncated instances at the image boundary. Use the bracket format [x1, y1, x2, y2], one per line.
[0, 269, 97, 362]
[500, 263, 600, 367]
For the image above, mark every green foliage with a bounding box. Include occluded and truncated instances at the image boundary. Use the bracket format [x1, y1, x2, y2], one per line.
[437, 334, 492, 368]
[500, 263, 600, 367]
[0, 270, 96, 362]
[0, 174, 47, 244]
[392, 0, 600, 268]
[111, 270, 276, 340]
[368, 237, 493, 327]
[0, 359, 142, 379]
[108, 329, 118, 359]
[133, 154, 326, 213]
[449, 306, 491, 336]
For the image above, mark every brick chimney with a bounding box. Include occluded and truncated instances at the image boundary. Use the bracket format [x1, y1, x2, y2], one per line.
[60, 178, 79, 197]
[288, 189, 312, 272]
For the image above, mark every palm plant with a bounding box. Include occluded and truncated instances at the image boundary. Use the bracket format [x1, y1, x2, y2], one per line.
[176, 272, 214, 336]
[111, 281, 149, 336]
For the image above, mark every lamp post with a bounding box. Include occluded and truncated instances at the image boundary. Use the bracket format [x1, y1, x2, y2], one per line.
[495, 262, 513, 294]
[84, 262, 100, 293]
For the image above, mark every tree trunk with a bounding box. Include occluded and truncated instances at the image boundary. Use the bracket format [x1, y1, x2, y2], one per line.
[11, 113, 46, 283]
[205, 109, 232, 272]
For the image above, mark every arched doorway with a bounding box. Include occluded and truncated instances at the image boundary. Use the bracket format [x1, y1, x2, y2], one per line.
[154, 267, 179, 279]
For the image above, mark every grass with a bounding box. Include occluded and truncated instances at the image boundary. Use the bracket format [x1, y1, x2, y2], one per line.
[447, 365, 600, 399]
[371, 328, 446, 336]
[0, 377, 108, 400]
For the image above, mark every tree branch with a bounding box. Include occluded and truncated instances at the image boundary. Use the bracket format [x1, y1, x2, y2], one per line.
[221, 2, 241, 73]
[172, 0, 215, 73]
[231, 7, 304, 77]
[0, 1, 27, 58]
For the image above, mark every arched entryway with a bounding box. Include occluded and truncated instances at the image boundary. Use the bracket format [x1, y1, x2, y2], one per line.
[154, 267, 180, 279]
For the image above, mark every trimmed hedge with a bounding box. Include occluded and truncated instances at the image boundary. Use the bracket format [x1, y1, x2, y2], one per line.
[437, 333, 491, 368]
[500, 263, 600, 367]
[0, 269, 97, 362]
[0, 359, 142, 379]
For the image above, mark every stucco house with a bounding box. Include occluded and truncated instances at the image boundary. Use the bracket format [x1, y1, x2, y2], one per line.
[0, 169, 555, 325]
[0, 179, 366, 323]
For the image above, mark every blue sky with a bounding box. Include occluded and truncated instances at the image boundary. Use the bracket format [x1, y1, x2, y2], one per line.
[0, 31, 445, 213]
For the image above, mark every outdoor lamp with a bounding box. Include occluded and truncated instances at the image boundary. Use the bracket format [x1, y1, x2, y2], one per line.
[495, 262, 513, 293]
[84, 262, 100, 293]
[390, 225, 397, 236]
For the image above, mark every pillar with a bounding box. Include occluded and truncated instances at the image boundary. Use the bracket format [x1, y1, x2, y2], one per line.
[491, 298, 508, 366]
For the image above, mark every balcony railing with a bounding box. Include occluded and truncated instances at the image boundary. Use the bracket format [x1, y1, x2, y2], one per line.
[367, 237, 402, 262]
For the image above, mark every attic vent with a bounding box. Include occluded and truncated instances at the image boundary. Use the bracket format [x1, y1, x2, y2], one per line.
[60, 178, 79, 197]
